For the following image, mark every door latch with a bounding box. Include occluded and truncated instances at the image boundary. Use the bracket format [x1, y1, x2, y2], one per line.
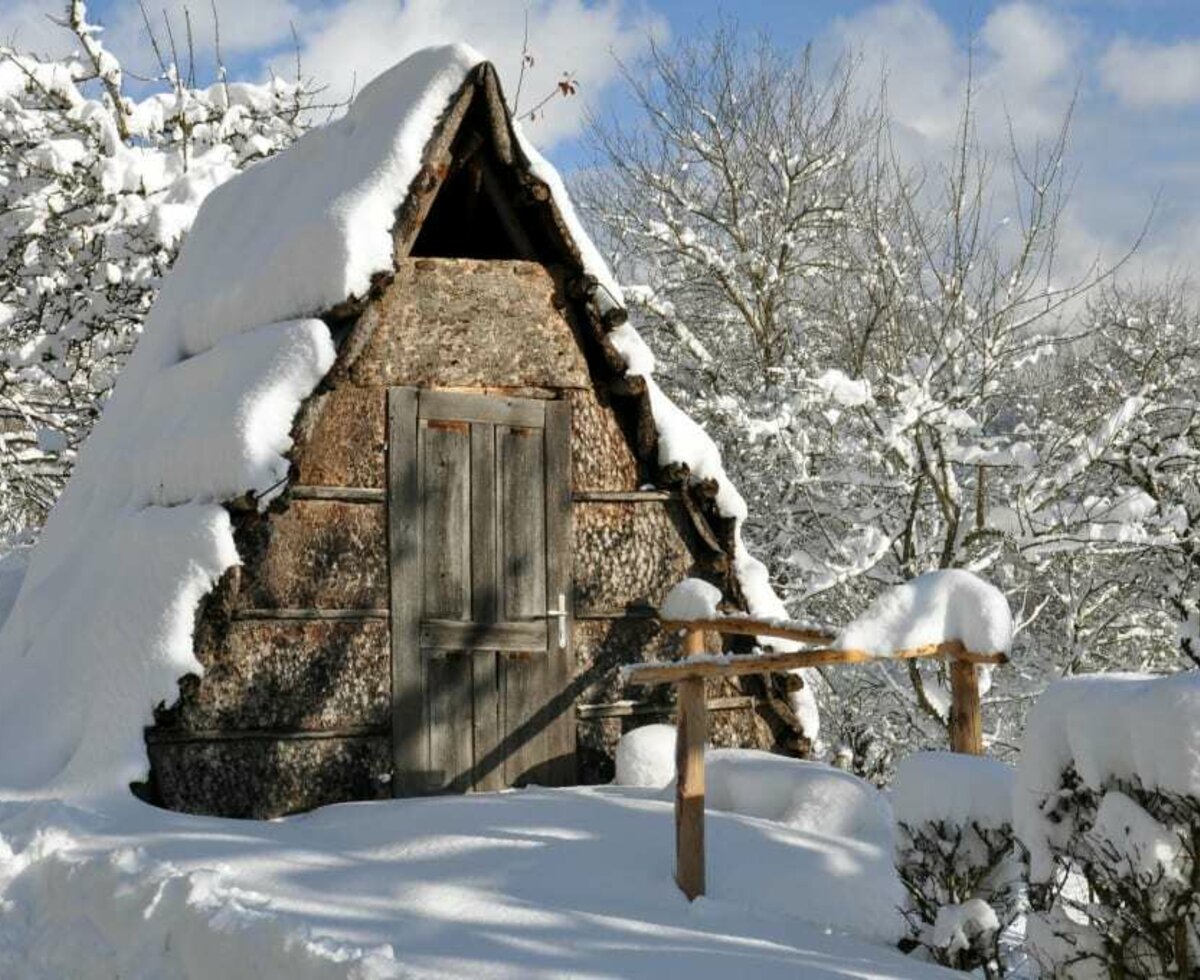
[547, 593, 568, 649]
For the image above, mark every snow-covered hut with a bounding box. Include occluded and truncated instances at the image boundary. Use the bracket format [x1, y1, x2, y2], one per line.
[0, 46, 811, 818]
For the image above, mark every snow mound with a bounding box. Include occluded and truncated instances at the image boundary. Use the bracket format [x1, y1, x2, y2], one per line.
[614, 724, 676, 788]
[660, 577, 722, 620]
[0, 544, 28, 632]
[1013, 671, 1200, 882]
[838, 569, 1012, 656]
[0, 790, 945, 978]
[703, 749, 894, 851]
[893, 751, 1014, 830]
[0, 320, 332, 799]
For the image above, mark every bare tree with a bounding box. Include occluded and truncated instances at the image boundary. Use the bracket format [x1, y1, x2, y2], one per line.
[579, 25, 1171, 766]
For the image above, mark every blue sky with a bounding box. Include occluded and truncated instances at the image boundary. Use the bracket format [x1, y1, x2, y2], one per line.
[4, 0, 1198, 278]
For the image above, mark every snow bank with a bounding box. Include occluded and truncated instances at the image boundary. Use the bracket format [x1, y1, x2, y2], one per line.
[893, 752, 1014, 830]
[0, 791, 945, 979]
[614, 724, 676, 788]
[1013, 672, 1200, 881]
[838, 569, 1012, 656]
[702, 750, 894, 850]
[0, 544, 28, 631]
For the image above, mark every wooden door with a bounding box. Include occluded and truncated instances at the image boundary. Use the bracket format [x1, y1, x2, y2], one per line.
[387, 387, 574, 795]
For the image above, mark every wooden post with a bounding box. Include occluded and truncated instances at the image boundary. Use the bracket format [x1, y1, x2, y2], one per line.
[675, 627, 708, 900]
[949, 659, 983, 754]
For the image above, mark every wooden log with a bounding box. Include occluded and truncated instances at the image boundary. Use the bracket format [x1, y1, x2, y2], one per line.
[675, 628, 707, 901]
[625, 641, 1008, 686]
[950, 660, 984, 755]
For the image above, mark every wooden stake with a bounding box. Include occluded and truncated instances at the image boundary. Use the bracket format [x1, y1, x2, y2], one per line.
[675, 628, 707, 901]
[950, 660, 983, 754]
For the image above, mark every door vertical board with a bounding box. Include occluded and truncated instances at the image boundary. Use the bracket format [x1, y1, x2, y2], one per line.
[388, 387, 428, 796]
[497, 426, 547, 621]
[427, 653, 473, 792]
[472, 655, 502, 791]
[543, 400, 576, 785]
[420, 421, 472, 619]
[497, 420, 549, 786]
[419, 413, 473, 791]
[502, 652, 548, 786]
[470, 423, 503, 791]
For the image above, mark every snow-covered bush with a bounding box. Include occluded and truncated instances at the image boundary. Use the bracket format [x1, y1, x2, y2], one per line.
[0, 1, 319, 536]
[1015, 674, 1200, 978]
[893, 752, 1024, 977]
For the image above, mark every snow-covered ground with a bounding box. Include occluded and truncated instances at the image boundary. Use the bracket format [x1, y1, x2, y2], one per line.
[0, 785, 954, 980]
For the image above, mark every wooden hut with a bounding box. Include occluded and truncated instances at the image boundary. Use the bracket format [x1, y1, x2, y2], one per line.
[142, 58, 808, 818]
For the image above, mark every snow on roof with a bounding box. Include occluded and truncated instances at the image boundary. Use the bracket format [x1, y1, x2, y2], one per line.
[0, 45, 798, 800]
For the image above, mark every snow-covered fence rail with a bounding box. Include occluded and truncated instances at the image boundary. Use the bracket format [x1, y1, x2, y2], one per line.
[624, 580, 1010, 902]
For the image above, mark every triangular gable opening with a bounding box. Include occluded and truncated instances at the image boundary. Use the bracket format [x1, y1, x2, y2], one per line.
[409, 84, 541, 262]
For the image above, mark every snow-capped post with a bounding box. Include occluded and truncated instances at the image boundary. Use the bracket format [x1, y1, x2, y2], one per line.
[675, 627, 707, 900]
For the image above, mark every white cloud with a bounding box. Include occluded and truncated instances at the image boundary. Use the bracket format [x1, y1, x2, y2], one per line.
[1101, 36, 1200, 109]
[980, 3, 1072, 88]
[825, 1, 1193, 288]
[831, 0, 1078, 151]
[282, 0, 664, 148]
[0, 0, 82, 57]
[94, 0, 313, 80]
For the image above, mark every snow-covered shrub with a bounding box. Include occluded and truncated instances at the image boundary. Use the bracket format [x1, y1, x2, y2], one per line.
[1015, 674, 1200, 979]
[0, 1, 319, 535]
[893, 752, 1024, 977]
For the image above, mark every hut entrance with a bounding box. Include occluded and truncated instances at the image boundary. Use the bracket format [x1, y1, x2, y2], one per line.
[387, 387, 575, 795]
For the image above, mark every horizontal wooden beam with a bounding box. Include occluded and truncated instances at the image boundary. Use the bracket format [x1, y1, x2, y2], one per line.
[624, 641, 1008, 686]
[574, 606, 658, 621]
[576, 695, 755, 720]
[572, 490, 680, 503]
[145, 725, 388, 745]
[658, 616, 837, 645]
[233, 608, 389, 622]
[419, 388, 546, 428]
[289, 486, 386, 503]
[419, 619, 547, 652]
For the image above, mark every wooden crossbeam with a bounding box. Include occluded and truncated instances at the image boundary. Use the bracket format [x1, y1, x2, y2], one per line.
[624, 640, 1007, 687]
[657, 616, 837, 645]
